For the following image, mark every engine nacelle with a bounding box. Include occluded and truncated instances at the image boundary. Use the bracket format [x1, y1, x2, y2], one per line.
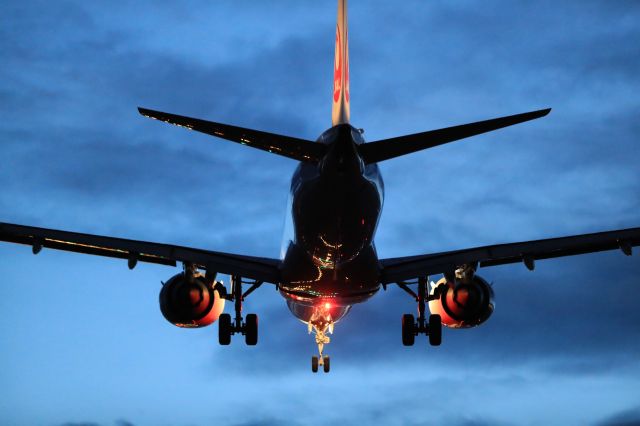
[159, 272, 225, 328]
[428, 275, 494, 328]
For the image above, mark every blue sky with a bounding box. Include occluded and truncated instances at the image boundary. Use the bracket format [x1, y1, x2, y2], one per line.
[1, 1, 639, 425]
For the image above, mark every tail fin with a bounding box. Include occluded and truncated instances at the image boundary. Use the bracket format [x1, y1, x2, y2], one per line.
[331, 0, 350, 126]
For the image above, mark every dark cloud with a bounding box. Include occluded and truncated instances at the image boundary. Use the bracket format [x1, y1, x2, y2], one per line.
[0, 0, 341, 259]
[596, 407, 640, 426]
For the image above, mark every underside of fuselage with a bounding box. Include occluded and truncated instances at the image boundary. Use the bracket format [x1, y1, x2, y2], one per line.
[279, 124, 384, 314]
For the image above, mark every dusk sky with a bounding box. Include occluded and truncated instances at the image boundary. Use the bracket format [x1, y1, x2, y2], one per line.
[1, 1, 639, 425]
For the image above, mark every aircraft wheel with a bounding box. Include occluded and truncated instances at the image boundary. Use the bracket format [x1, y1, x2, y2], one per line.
[402, 314, 416, 346]
[245, 313, 258, 346]
[428, 314, 442, 346]
[219, 313, 232, 345]
[323, 355, 330, 373]
[311, 356, 319, 373]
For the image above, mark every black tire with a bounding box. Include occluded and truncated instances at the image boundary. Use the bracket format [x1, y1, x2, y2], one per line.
[323, 355, 330, 373]
[311, 356, 319, 373]
[402, 314, 416, 346]
[429, 314, 442, 346]
[218, 313, 232, 345]
[245, 313, 258, 346]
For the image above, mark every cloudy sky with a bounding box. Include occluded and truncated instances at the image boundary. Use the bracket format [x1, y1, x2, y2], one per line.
[1, 0, 639, 425]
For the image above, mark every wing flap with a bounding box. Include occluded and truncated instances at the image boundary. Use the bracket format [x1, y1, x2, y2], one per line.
[380, 227, 640, 283]
[0, 222, 281, 283]
[138, 107, 326, 163]
[359, 108, 551, 164]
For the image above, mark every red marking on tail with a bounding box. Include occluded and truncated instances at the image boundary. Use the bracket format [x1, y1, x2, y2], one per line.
[333, 25, 342, 103]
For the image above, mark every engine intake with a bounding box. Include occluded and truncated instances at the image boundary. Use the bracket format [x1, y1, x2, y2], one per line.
[428, 274, 494, 328]
[160, 272, 225, 328]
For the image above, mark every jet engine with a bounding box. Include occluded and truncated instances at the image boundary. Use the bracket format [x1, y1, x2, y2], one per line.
[428, 274, 494, 328]
[159, 272, 225, 328]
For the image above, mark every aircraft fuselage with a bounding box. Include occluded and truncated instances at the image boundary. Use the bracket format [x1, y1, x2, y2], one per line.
[279, 124, 384, 312]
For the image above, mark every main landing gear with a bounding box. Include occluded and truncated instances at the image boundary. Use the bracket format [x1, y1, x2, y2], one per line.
[399, 276, 442, 346]
[308, 304, 334, 373]
[218, 275, 262, 346]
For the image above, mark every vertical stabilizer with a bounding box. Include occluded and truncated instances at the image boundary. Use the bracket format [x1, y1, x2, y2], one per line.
[331, 0, 350, 126]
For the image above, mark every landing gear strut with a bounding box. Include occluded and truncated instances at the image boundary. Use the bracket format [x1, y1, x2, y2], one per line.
[218, 275, 262, 346]
[399, 276, 442, 346]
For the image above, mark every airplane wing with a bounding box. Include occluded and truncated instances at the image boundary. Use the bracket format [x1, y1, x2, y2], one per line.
[138, 107, 326, 163]
[379, 227, 640, 284]
[0, 222, 281, 283]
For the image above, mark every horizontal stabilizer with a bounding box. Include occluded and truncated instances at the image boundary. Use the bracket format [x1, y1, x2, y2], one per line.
[358, 108, 551, 164]
[138, 108, 326, 163]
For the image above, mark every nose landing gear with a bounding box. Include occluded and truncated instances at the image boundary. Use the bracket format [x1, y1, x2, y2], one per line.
[308, 305, 334, 373]
[311, 354, 330, 373]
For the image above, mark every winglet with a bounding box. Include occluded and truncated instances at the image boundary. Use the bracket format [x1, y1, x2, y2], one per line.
[331, 0, 350, 126]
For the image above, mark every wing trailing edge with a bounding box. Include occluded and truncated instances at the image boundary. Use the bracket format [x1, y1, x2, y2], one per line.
[138, 107, 326, 163]
[358, 108, 551, 164]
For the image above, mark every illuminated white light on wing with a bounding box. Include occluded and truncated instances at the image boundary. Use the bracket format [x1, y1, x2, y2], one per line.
[45, 238, 166, 260]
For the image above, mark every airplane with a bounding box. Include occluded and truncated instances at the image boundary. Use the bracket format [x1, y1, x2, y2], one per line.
[1, 0, 638, 374]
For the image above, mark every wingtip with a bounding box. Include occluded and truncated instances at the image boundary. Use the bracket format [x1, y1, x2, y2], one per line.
[530, 107, 551, 119]
[138, 107, 156, 119]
